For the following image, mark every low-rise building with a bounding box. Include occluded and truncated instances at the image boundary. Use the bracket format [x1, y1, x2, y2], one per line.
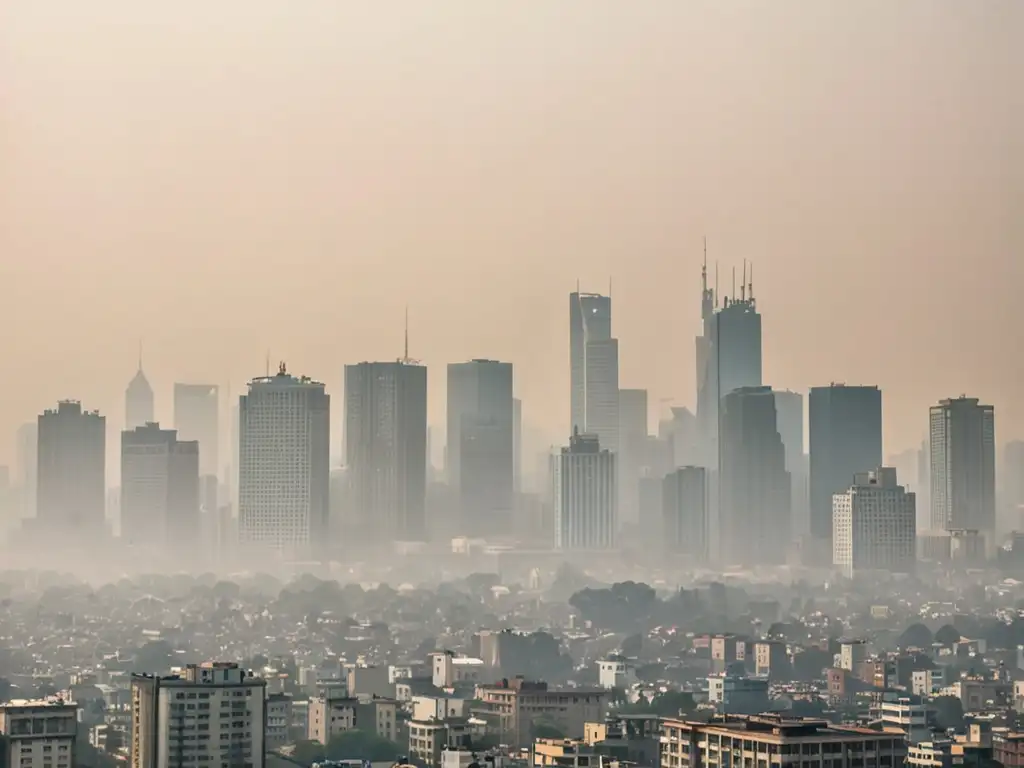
[431, 652, 485, 688]
[706, 675, 770, 715]
[597, 658, 636, 690]
[474, 678, 609, 748]
[871, 698, 933, 745]
[308, 690, 356, 745]
[266, 692, 293, 750]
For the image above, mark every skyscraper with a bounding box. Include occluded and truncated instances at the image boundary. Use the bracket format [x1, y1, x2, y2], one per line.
[832, 467, 916, 577]
[174, 383, 220, 479]
[929, 396, 995, 535]
[447, 359, 514, 538]
[125, 359, 155, 430]
[121, 423, 199, 552]
[718, 386, 790, 565]
[513, 398, 523, 495]
[344, 360, 428, 542]
[663, 466, 707, 561]
[808, 384, 883, 553]
[238, 364, 330, 558]
[1004, 440, 1024, 531]
[618, 388, 649, 527]
[553, 431, 617, 550]
[774, 389, 809, 537]
[695, 260, 762, 468]
[36, 401, 106, 537]
[570, 291, 619, 454]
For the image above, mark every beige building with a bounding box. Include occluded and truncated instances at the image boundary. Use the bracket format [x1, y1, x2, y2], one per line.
[474, 679, 609, 747]
[307, 691, 356, 745]
[130, 662, 266, 768]
[0, 698, 78, 768]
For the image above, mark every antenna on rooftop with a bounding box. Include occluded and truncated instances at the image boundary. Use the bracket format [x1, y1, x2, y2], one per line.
[741, 259, 746, 302]
[401, 306, 421, 365]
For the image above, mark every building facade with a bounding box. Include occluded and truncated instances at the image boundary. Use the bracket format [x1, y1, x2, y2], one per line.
[126, 364, 155, 431]
[929, 396, 996, 536]
[238, 365, 330, 558]
[832, 467, 916, 577]
[0, 699, 77, 768]
[36, 401, 106, 537]
[617, 388, 649, 528]
[173, 383, 220, 479]
[553, 432, 617, 550]
[662, 466, 707, 561]
[570, 291, 619, 455]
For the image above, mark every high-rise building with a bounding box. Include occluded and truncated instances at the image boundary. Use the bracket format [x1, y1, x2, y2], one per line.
[0, 699, 77, 768]
[929, 396, 995, 535]
[832, 467, 916, 577]
[663, 466, 707, 561]
[130, 662, 266, 768]
[695, 261, 762, 468]
[553, 431, 617, 550]
[719, 386, 790, 565]
[447, 359, 514, 538]
[569, 291, 619, 454]
[121, 423, 199, 551]
[238, 364, 330, 558]
[513, 398, 523, 495]
[37, 401, 106, 537]
[15, 421, 37, 518]
[808, 385, 883, 552]
[1004, 440, 1024, 531]
[125, 361, 155, 431]
[618, 388, 648, 527]
[173, 383, 220, 478]
[774, 389, 809, 536]
[344, 360, 427, 542]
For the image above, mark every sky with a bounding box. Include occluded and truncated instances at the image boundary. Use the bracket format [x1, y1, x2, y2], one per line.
[1, 1, 1021, 474]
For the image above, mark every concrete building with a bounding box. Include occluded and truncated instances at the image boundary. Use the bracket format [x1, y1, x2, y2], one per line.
[130, 662, 266, 768]
[660, 714, 908, 768]
[266, 693, 293, 750]
[809, 384, 883, 560]
[773, 389, 809, 536]
[37, 400, 106, 537]
[597, 658, 637, 690]
[173, 383, 220, 479]
[413, 696, 469, 724]
[0, 698, 77, 768]
[474, 679, 609, 748]
[447, 360, 514, 538]
[662, 466, 707, 561]
[431, 652, 484, 688]
[719, 386, 791, 565]
[839, 639, 868, 672]
[238, 364, 330, 558]
[121, 423, 199, 550]
[706, 675, 770, 715]
[695, 262, 762, 470]
[753, 641, 790, 680]
[346, 666, 392, 699]
[929, 397, 996, 537]
[513, 397, 523, 495]
[618, 388, 649, 527]
[307, 690, 356, 745]
[126, 362, 155, 431]
[553, 432, 617, 550]
[354, 697, 398, 744]
[344, 360, 428, 542]
[408, 719, 476, 768]
[872, 698, 933, 745]
[832, 467, 916, 577]
[570, 291, 619, 455]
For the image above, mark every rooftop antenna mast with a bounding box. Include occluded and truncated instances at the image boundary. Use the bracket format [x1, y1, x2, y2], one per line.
[741, 259, 747, 302]
[401, 305, 421, 365]
[702, 237, 707, 292]
[265, 350, 270, 377]
[748, 262, 754, 303]
[137, 338, 144, 371]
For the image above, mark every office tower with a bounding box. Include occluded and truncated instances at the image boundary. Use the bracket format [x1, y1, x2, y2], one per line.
[238, 364, 330, 557]
[15, 421, 37, 518]
[130, 662, 266, 768]
[344, 360, 427, 542]
[774, 390, 809, 536]
[808, 385, 883, 554]
[173, 383, 220, 478]
[618, 388, 648, 527]
[1004, 440, 1024, 530]
[37, 401, 106, 536]
[125, 359, 155, 430]
[569, 291, 619, 454]
[121, 423, 199, 550]
[663, 466, 707, 561]
[718, 386, 790, 565]
[660, 406, 699, 469]
[695, 260, 762, 468]
[553, 431, 617, 550]
[0, 699, 77, 768]
[447, 359, 514, 538]
[929, 396, 996, 535]
[832, 467, 916, 577]
[513, 398, 523, 495]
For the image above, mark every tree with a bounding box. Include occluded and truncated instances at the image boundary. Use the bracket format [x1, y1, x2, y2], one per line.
[899, 623, 933, 649]
[290, 740, 326, 766]
[935, 625, 961, 646]
[532, 721, 566, 740]
[326, 730, 402, 762]
[932, 695, 965, 731]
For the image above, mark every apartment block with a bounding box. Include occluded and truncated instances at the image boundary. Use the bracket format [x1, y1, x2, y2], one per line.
[0, 699, 77, 768]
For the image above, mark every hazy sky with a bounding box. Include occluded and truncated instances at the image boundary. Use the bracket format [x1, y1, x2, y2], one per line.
[1, 1, 1021, 472]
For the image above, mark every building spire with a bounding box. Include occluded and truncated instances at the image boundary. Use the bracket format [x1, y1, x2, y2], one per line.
[404, 305, 409, 362]
[701, 236, 708, 293]
[137, 338, 144, 371]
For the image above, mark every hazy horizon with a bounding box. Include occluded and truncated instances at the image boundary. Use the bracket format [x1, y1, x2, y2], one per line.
[2, 0, 1021, 472]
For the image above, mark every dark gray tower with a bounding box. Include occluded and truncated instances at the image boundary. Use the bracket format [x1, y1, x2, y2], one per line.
[663, 466, 707, 562]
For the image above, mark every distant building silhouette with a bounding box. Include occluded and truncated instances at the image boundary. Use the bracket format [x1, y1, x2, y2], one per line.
[344, 360, 427, 543]
[570, 291, 619, 455]
[447, 359, 514, 538]
[929, 396, 995, 536]
[37, 400, 106, 537]
[553, 431, 617, 550]
[238, 364, 330, 558]
[125, 359, 154, 430]
[617, 388, 649, 527]
[663, 466, 707, 562]
[173, 383, 220, 479]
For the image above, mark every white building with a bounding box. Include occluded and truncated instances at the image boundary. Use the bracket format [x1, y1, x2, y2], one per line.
[0, 698, 77, 768]
[430, 652, 484, 688]
[929, 397, 995, 535]
[553, 431, 617, 550]
[130, 662, 266, 768]
[874, 698, 933, 744]
[597, 658, 637, 690]
[833, 467, 916, 577]
[570, 291, 619, 455]
[238, 364, 330, 559]
[307, 689, 356, 745]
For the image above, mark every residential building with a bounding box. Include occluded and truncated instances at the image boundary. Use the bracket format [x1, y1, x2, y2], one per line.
[130, 662, 266, 768]
[408, 719, 476, 768]
[753, 641, 790, 680]
[238, 364, 330, 558]
[36, 401, 106, 537]
[0, 698, 77, 768]
[474, 679, 609, 748]
[929, 397, 996, 537]
[662, 466, 707, 561]
[706, 675, 769, 715]
[597, 658, 637, 690]
[871, 698, 933, 745]
[173, 383, 220, 479]
[839, 640, 868, 672]
[121, 423, 199, 550]
[344, 360, 428, 542]
[346, 666, 392, 699]
[553, 432, 617, 550]
[307, 690, 355, 745]
[532, 738, 607, 768]
[447, 360, 514, 538]
[431, 652, 484, 688]
[832, 467, 916, 577]
[265, 693, 292, 750]
[808, 384, 883, 560]
[412, 696, 468, 724]
[570, 291, 619, 455]
[354, 697, 398, 744]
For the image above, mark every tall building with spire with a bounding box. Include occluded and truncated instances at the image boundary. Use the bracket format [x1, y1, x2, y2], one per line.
[695, 253, 762, 469]
[569, 290, 619, 454]
[126, 350, 155, 430]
